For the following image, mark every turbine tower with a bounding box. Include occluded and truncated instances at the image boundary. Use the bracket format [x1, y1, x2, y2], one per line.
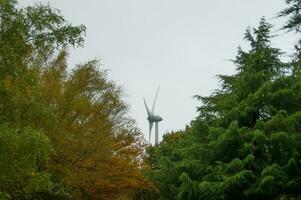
[144, 87, 163, 145]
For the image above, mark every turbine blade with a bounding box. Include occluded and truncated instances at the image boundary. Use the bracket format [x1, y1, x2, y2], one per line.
[144, 97, 151, 116]
[150, 121, 154, 132]
[149, 122, 153, 143]
[151, 86, 160, 113]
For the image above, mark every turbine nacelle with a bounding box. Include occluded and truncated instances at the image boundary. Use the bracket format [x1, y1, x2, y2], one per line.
[147, 115, 163, 122]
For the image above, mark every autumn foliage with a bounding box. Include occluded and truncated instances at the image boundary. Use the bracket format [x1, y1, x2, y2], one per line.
[0, 1, 151, 199]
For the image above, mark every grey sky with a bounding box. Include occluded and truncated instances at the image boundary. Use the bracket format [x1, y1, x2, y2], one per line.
[19, 0, 298, 144]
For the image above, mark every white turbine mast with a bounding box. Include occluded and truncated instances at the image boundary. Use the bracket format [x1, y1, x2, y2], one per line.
[143, 87, 163, 145]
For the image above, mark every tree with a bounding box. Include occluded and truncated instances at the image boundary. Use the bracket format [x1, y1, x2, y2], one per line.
[0, 124, 53, 199]
[0, 0, 85, 198]
[39, 52, 150, 199]
[0, 1, 150, 199]
[279, 0, 301, 33]
[0, 0, 85, 126]
[145, 18, 301, 200]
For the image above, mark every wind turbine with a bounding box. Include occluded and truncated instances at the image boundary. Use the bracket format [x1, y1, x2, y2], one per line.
[143, 87, 163, 145]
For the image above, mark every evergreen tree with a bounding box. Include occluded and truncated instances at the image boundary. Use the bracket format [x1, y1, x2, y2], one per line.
[144, 18, 301, 200]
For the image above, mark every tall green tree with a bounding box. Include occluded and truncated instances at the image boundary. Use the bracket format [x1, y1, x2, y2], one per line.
[144, 17, 301, 200]
[196, 18, 285, 128]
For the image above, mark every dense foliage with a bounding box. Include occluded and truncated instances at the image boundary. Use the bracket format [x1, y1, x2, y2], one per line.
[4, 0, 301, 199]
[144, 1, 301, 200]
[0, 0, 149, 199]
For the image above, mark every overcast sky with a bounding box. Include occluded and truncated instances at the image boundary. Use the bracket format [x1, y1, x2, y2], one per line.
[19, 0, 298, 144]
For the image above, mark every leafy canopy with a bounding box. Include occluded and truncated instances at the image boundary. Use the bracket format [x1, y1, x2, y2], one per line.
[143, 11, 301, 200]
